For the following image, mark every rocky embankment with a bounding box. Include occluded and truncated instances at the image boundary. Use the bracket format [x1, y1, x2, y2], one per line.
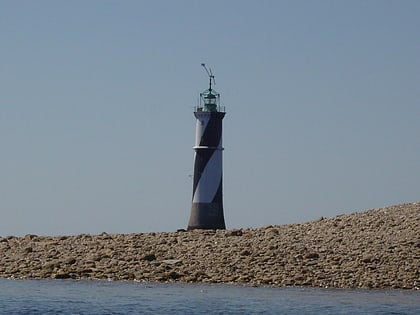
[1, 203, 419, 289]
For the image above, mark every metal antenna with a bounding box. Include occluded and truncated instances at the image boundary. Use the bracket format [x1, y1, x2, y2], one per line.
[201, 63, 215, 90]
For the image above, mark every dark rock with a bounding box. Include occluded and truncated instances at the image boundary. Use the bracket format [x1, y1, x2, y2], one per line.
[167, 271, 181, 280]
[305, 252, 319, 259]
[142, 254, 157, 261]
[24, 234, 38, 240]
[227, 229, 243, 237]
[64, 257, 77, 265]
[362, 255, 378, 263]
[23, 247, 33, 253]
[240, 250, 252, 256]
[54, 272, 72, 279]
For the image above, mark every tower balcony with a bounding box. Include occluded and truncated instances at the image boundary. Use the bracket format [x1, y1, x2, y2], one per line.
[194, 105, 226, 113]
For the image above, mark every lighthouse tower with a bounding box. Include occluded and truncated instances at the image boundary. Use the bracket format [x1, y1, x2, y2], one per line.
[187, 64, 226, 230]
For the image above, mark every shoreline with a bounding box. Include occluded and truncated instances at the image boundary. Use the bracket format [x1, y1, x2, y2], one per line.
[1, 202, 419, 289]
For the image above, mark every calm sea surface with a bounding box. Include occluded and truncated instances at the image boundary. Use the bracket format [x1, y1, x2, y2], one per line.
[0, 279, 418, 314]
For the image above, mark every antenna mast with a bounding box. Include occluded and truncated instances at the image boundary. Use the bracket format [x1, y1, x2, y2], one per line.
[201, 63, 215, 90]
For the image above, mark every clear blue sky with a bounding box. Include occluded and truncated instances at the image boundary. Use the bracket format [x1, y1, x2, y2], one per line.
[1, 0, 419, 236]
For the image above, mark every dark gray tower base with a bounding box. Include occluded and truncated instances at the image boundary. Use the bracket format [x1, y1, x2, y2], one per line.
[188, 203, 226, 230]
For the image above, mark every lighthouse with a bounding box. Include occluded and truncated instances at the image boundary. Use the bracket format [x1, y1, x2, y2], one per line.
[187, 64, 226, 230]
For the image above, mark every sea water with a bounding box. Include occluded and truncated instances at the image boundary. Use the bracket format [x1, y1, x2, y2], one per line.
[0, 279, 418, 314]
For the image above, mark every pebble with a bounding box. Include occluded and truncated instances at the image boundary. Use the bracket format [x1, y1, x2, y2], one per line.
[0, 202, 419, 289]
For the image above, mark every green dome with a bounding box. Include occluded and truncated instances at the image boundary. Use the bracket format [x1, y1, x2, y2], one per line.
[205, 92, 216, 99]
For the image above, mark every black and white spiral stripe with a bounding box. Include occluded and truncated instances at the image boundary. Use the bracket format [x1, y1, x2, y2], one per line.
[188, 111, 226, 229]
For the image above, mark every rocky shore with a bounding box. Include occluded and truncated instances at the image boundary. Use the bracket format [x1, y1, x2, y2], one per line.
[1, 203, 419, 289]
